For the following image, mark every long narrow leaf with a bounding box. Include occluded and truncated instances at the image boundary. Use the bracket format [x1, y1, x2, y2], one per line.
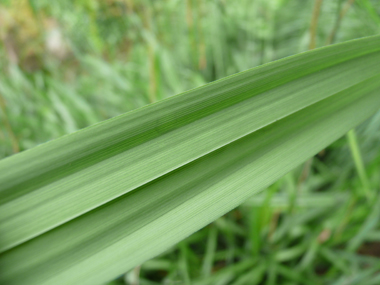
[1, 36, 380, 284]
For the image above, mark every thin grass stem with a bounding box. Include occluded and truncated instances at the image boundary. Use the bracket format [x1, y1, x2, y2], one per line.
[346, 129, 371, 200]
[309, 0, 324, 50]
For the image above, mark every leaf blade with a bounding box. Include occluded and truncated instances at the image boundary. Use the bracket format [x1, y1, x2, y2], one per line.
[1, 36, 380, 284]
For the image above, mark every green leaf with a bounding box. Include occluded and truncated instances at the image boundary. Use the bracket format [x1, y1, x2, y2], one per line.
[1, 35, 380, 285]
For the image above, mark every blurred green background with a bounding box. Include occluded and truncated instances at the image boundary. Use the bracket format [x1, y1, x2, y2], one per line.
[1, 0, 380, 284]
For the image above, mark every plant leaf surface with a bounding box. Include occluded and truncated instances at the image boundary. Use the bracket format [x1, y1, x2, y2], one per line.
[1, 36, 380, 285]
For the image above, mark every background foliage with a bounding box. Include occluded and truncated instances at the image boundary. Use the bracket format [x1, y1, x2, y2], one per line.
[1, 0, 380, 284]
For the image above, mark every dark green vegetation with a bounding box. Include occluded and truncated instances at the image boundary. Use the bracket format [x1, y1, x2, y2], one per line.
[1, 1, 380, 284]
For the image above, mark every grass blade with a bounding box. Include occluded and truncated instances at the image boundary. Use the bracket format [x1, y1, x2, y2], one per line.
[0, 36, 380, 284]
